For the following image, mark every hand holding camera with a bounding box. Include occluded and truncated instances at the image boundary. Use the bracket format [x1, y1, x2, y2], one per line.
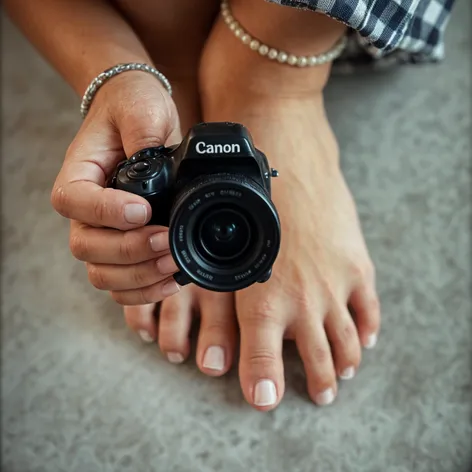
[51, 72, 184, 306]
[110, 122, 281, 292]
[52, 83, 280, 306]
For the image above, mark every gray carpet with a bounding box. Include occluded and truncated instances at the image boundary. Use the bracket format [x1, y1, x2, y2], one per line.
[1, 1, 471, 471]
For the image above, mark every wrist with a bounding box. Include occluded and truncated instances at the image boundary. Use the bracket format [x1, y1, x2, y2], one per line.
[86, 68, 174, 120]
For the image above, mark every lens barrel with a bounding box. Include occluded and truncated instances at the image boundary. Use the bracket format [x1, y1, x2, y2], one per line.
[169, 173, 280, 292]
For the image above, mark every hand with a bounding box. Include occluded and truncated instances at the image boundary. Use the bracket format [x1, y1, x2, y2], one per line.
[51, 72, 182, 305]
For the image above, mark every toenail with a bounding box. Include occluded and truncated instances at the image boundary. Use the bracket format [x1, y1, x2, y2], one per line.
[167, 352, 184, 364]
[340, 366, 355, 380]
[364, 333, 378, 349]
[138, 330, 154, 343]
[202, 346, 225, 371]
[315, 388, 335, 406]
[254, 379, 277, 407]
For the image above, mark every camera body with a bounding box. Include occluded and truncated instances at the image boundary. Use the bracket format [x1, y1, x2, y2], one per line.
[110, 122, 280, 292]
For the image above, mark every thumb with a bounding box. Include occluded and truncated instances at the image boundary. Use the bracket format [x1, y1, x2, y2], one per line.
[111, 79, 182, 157]
[51, 77, 182, 230]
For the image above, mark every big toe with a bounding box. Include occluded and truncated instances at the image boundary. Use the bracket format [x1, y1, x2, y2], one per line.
[196, 291, 237, 376]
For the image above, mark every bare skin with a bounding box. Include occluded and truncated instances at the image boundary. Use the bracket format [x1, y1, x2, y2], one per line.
[6, 0, 381, 410]
[110, 0, 239, 368]
[199, 1, 381, 409]
[118, 0, 381, 410]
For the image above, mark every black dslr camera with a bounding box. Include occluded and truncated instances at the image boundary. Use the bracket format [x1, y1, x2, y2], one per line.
[110, 122, 281, 292]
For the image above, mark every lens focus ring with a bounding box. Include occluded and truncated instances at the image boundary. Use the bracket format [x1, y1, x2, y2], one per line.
[168, 173, 280, 292]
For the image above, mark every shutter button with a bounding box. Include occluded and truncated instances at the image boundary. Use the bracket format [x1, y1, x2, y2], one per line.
[127, 159, 153, 179]
[133, 161, 151, 173]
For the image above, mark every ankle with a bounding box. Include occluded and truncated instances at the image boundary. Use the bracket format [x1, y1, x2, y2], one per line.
[200, 25, 344, 105]
[221, 0, 345, 96]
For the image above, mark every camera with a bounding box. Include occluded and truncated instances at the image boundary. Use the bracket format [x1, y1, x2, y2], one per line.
[109, 122, 281, 292]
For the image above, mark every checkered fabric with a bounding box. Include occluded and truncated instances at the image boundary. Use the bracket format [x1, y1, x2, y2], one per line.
[267, 0, 455, 68]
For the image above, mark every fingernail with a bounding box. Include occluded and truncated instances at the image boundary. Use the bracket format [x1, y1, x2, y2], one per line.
[315, 388, 335, 406]
[124, 204, 147, 224]
[157, 255, 179, 275]
[138, 329, 154, 344]
[150, 232, 169, 252]
[340, 366, 355, 380]
[203, 346, 225, 371]
[167, 352, 184, 364]
[254, 379, 277, 407]
[162, 279, 180, 297]
[364, 333, 378, 349]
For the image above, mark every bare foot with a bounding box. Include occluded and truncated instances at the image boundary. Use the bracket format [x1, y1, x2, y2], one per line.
[199, 0, 381, 409]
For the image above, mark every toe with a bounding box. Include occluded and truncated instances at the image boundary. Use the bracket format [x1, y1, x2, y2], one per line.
[124, 304, 158, 343]
[196, 291, 237, 376]
[349, 282, 381, 349]
[158, 288, 193, 363]
[238, 303, 285, 411]
[324, 307, 361, 380]
[296, 318, 337, 406]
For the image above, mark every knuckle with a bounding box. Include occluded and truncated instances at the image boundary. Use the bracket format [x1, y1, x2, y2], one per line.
[118, 232, 137, 263]
[330, 318, 358, 345]
[93, 197, 108, 224]
[138, 286, 157, 305]
[316, 279, 337, 307]
[87, 263, 108, 290]
[110, 291, 126, 306]
[159, 302, 181, 324]
[127, 134, 166, 153]
[202, 320, 230, 336]
[311, 345, 331, 365]
[131, 263, 152, 288]
[349, 263, 364, 282]
[341, 321, 358, 341]
[245, 299, 280, 325]
[69, 233, 88, 261]
[290, 289, 315, 312]
[120, 106, 169, 151]
[51, 185, 69, 217]
[350, 259, 375, 283]
[247, 348, 278, 368]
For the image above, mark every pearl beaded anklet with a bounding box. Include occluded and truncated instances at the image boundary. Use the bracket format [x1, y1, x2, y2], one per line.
[221, 0, 347, 67]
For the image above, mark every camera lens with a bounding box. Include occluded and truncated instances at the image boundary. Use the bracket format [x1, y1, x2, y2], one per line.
[197, 207, 252, 262]
[169, 173, 280, 292]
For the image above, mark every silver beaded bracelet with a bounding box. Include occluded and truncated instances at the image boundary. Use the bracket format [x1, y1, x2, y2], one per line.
[221, 0, 347, 67]
[80, 63, 173, 119]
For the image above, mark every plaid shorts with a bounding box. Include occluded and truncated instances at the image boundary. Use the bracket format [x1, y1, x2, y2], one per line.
[267, 0, 456, 69]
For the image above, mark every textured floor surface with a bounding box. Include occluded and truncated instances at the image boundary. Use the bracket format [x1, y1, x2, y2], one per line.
[1, 2, 471, 471]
